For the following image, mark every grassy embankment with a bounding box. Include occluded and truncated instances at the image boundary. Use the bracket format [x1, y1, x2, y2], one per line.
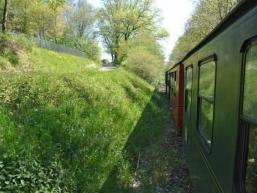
[0, 34, 172, 192]
[0, 34, 185, 193]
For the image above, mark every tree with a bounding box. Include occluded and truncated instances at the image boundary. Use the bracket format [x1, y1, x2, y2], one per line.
[123, 30, 165, 84]
[2, 0, 8, 33]
[9, 0, 40, 35]
[45, 0, 65, 41]
[46, 0, 65, 12]
[59, 0, 100, 62]
[32, 1, 54, 38]
[98, 0, 158, 65]
[127, 30, 164, 59]
[65, 0, 95, 38]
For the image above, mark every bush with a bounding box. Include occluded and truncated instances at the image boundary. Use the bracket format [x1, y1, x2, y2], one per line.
[124, 48, 164, 85]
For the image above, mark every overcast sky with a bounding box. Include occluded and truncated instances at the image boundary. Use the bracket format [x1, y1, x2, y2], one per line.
[88, 0, 197, 61]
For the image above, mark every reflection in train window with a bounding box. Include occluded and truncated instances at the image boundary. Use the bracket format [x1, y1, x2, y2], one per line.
[243, 44, 257, 120]
[198, 60, 216, 150]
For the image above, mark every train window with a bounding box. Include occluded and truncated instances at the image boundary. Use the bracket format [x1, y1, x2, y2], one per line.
[243, 44, 257, 119]
[242, 43, 257, 193]
[198, 59, 216, 150]
[185, 67, 193, 116]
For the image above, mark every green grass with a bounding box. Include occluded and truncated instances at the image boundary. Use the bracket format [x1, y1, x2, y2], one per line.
[0, 34, 180, 193]
[0, 68, 155, 192]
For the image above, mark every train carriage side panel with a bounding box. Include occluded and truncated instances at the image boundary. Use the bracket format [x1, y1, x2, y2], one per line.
[182, 3, 257, 193]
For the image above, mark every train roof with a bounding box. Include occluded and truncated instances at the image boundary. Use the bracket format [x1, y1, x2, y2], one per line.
[167, 0, 257, 72]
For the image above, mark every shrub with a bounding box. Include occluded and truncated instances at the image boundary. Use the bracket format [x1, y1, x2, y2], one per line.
[124, 48, 164, 85]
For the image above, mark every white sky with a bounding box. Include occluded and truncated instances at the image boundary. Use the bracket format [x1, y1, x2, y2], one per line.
[88, 0, 197, 61]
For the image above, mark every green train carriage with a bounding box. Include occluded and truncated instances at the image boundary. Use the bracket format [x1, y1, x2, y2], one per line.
[166, 1, 257, 192]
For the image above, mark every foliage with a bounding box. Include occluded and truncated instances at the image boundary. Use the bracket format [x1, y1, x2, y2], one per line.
[170, 0, 240, 63]
[123, 30, 164, 84]
[46, 0, 65, 11]
[127, 31, 164, 59]
[0, 0, 101, 62]
[65, 0, 95, 38]
[124, 48, 163, 85]
[0, 154, 68, 192]
[57, 0, 101, 62]
[58, 36, 101, 62]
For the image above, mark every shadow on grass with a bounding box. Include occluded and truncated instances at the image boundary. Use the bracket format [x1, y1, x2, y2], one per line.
[99, 90, 170, 193]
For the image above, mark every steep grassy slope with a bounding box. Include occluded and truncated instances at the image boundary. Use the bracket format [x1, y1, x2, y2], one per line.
[0, 69, 154, 192]
[0, 34, 155, 192]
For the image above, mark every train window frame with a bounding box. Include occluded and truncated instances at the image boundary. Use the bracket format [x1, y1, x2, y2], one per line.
[235, 37, 257, 193]
[197, 54, 217, 154]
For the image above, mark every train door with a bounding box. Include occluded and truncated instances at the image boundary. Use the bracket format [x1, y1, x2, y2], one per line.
[235, 40, 257, 193]
[184, 66, 193, 143]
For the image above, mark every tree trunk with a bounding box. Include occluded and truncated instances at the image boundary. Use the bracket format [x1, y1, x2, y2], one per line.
[2, 0, 9, 33]
[112, 36, 121, 66]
